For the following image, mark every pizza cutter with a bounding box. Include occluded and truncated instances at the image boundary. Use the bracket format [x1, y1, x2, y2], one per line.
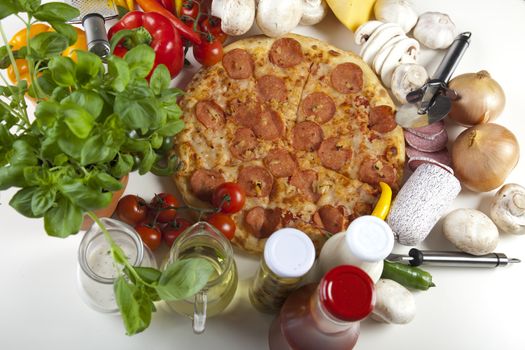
[395, 32, 472, 128]
[63, 0, 119, 59]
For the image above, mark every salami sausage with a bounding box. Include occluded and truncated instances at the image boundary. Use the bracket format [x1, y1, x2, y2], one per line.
[264, 149, 297, 178]
[404, 128, 448, 152]
[358, 158, 397, 188]
[300, 92, 336, 124]
[238, 166, 274, 197]
[312, 205, 347, 234]
[256, 75, 287, 103]
[318, 137, 351, 170]
[292, 121, 324, 152]
[330, 62, 363, 94]
[195, 100, 225, 130]
[228, 98, 263, 127]
[190, 169, 225, 202]
[368, 105, 397, 133]
[405, 145, 451, 166]
[408, 157, 454, 174]
[290, 169, 320, 202]
[406, 120, 445, 140]
[245, 206, 282, 238]
[222, 48, 254, 79]
[230, 128, 258, 160]
[252, 109, 285, 140]
[269, 38, 303, 68]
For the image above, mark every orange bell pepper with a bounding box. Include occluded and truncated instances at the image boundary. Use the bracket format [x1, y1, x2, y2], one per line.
[7, 24, 87, 84]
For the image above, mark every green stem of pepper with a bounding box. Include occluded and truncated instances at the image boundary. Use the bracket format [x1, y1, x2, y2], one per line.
[382, 260, 436, 291]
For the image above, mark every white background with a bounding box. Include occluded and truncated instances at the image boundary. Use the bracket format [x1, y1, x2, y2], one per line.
[1, 0, 525, 349]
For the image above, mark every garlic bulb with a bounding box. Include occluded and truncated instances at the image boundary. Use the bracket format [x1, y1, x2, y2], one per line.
[374, 0, 418, 33]
[413, 12, 456, 49]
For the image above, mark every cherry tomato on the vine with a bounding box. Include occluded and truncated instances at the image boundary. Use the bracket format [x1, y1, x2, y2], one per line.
[193, 35, 223, 67]
[115, 195, 148, 226]
[212, 182, 245, 214]
[150, 193, 179, 223]
[135, 223, 162, 251]
[199, 16, 227, 44]
[207, 213, 236, 240]
[162, 218, 193, 247]
[180, 0, 199, 25]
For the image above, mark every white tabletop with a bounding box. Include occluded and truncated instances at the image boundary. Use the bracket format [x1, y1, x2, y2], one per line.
[1, 1, 525, 349]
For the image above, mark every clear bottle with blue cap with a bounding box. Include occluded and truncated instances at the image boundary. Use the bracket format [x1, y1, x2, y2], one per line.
[249, 228, 316, 314]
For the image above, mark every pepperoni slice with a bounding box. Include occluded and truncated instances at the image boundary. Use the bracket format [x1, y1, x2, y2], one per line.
[238, 166, 274, 197]
[330, 62, 363, 94]
[222, 49, 254, 79]
[252, 109, 285, 140]
[264, 149, 297, 178]
[312, 205, 348, 234]
[318, 137, 351, 170]
[195, 100, 225, 130]
[292, 121, 324, 152]
[230, 128, 257, 160]
[300, 92, 336, 124]
[358, 158, 397, 188]
[256, 75, 286, 103]
[228, 98, 263, 127]
[269, 38, 303, 68]
[290, 170, 320, 202]
[189, 169, 225, 202]
[244, 207, 282, 238]
[368, 105, 397, 133]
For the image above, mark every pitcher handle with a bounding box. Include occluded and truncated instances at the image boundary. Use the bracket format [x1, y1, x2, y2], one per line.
[192, 290, 207, 334]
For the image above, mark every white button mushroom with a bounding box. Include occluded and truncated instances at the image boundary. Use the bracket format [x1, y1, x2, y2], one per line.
[374, 0, 418, 33]
[413, 12, 456, 49]
[211, 0, 256, 36]
[372, 35, 404, 74]
[354, 20, 383, 45]
[390, 63, 428, 104]
[256, 0, 303, 37]
[490, 184, 525, 235]
[300, 0, 328, 26]
[360, 23, 405, 66]
[379, 37, 419, 88]
[443, 208, 499, 256]
[371, 279, 416, 324]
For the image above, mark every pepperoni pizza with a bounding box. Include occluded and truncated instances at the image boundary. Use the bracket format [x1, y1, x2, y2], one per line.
[173, 34, 405, 254]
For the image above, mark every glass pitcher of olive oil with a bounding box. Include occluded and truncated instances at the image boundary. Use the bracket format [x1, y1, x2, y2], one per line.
[164, 221, 238, 333]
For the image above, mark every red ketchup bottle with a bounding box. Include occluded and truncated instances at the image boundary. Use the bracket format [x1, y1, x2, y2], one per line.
[268, 265, 375, 350]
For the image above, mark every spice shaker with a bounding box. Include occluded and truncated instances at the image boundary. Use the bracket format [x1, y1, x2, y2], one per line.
[249, 228, 316, 314]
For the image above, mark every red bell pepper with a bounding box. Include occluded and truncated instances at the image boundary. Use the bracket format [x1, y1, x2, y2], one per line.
[108, 11, 184, 78]
[136, 0, 201, 45]
[155, 0, 175, 13]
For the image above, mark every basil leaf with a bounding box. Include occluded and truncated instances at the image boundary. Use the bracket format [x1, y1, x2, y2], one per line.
[62, 90, 104, 119]
[60, 104, 95, 139]
[114, 277, 152, 335]
[76, 51, 104, 85]
[124, 45, 155, 79]
[48, 56, 76, 87]
[29, 32, 68, 58]
[107, 55, 130, 92]
[9, 187, 40, 218]
[31, 187, 56, 216]
[23, 166, 53, 186]
[10, 139, 38, 166]
[157, 120, 184, 137]
[114, 96, 155, 129]
[0, 0, 21, 20]
[91, 172, 122, 192]
[111, 244, 128, 266]
[33, 71, 57, 97]
[34, 2, 79, 22]
[134, 267, 161, 284]
[19, 0, 41, 12]
[0, 165, 27, 189]
[111, 153, 134, 178]
[138, 144, 156, 175]
[34, 100, 60, 128]
[149, 64, 171, 95]
[48, 21, 78, 46]
[44, 196, 82, 238]
[80, 134, 117, 166]
[156, 258, 214, 301]
[59, 180, 112, 210]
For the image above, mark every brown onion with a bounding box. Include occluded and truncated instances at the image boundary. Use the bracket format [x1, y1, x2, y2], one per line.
[448, 71, 506, 126]
[452, 123, 519, 192]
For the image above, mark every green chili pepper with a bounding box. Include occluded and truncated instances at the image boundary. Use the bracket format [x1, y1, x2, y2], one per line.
[382, 260, 436, 291]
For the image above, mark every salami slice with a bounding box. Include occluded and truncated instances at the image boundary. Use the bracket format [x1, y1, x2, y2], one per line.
[230, 128, 258, 161]
[292, 121, 324, 152]
[408, 156, 454, 174]
[269, 38, 303, 68]
[300, 92, 336, 124]
[256, 75, 287, 103]
[190, 169, 225, 202]
[404, 128, 448, 152]
[368, 105, 397, 133]
[252, 109, 285, 140]
[264, 149, 297, 178]
[238, 166, 274, 197]
[228, 98, 263, 127]
[405, 120, 445, 140]
[358, 158, 397, 188]
[318, 137, 351, 171]
[195, 100, 225, 130]
[330, 62, 363, 94]
[222, 48, 254, 79]
[312, 205, 348, 234]
[405, 145, 451, 166]
[290, 169, 320, 202]
[245, 206, 282, 238]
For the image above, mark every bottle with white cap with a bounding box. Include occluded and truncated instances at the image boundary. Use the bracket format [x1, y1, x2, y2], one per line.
[318, 215, 394, 282]
[249, 228, 316, 314]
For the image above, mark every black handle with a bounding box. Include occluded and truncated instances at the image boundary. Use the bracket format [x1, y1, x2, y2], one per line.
[432, 32, 472, 82]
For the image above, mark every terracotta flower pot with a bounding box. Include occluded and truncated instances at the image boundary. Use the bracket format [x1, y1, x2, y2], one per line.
[81, 175, 129, 230]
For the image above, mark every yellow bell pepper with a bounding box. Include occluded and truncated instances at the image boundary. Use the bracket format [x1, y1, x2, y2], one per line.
[7, 24, 87, 84]
[175, 0, 183, 16]
[371, 181, 392, 220]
